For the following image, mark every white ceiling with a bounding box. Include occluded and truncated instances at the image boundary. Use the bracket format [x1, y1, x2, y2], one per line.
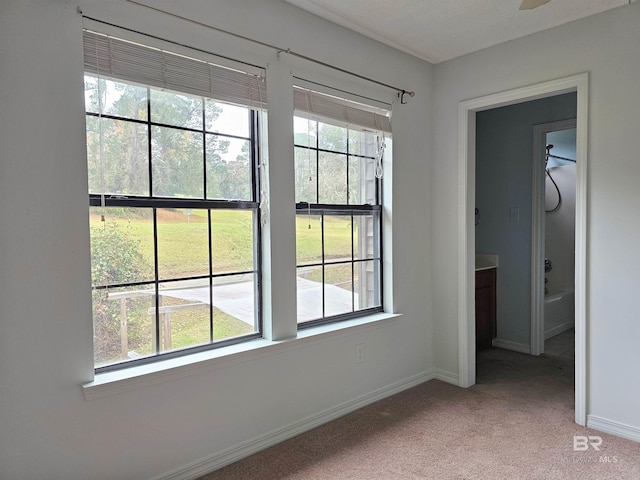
[284, 0, 636, 63]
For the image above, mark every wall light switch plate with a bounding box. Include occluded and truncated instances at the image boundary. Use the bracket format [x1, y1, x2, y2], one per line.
[510, 207, 520, 223]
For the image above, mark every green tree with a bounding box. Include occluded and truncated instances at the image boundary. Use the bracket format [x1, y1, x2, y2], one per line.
[295, 120, 361, 204]
[206, 135, 232, 198]
[91, 222, 152, 365]
[84, 75, 233, 199]
[149, 89, 208, 197]
[294, 125, 318, 203]
[85, 76, 149, 195]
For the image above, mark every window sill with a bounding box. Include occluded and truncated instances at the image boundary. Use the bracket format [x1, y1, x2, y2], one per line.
[83, 311, 401, 401]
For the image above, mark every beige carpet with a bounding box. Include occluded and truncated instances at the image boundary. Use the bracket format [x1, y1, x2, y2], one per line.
[200, 348, 640, 479]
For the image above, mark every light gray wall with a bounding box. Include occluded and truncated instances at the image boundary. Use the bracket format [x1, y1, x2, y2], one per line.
[0, 1, 433, 478]
[434, 1, 640, 435]
[475, 94, 576, 347]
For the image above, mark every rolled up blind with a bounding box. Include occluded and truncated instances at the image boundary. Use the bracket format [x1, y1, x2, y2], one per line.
[83, 30, 267, 109]
[293, 86, 391, 133]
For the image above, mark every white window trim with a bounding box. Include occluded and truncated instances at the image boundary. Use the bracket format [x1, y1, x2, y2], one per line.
[83, 312, 400, 400]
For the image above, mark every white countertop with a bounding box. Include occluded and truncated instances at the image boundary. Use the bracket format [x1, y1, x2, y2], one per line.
[475, 254, 498, 271]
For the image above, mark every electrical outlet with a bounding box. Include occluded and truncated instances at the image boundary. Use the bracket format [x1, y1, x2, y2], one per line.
[509, 207, 520, 223]
[356, 343, 365, 364]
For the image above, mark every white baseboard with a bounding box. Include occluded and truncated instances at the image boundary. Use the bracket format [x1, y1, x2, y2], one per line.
[544, 321, 574, 340]
[491, 338, 531, 354]
[434, 369, 459, 386]
[151, 369, 436, 480]
[587, 415, 640, 443]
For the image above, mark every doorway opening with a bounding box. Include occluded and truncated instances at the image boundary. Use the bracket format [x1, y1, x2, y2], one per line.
[531, 120, 577, 358]
[457, 73, 588, 425]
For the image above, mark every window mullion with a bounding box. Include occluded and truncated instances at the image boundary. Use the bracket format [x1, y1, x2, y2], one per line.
[315, 124, 319, 204]
[148, 90, 161, 355]
[321, 214, 326, 319]
[261, 61, 297, 341]
[250, 110, 258, 203]
[346, 129, 350, 206]
[147, 88, 153, 197]
[152, 207, 160, 355]
[208, 210, 214, 343]
[351, 214, 355, 312]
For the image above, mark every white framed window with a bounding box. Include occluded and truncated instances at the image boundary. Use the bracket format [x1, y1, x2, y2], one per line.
[83, 31, 266, 371]
[293, 86, 391, 327]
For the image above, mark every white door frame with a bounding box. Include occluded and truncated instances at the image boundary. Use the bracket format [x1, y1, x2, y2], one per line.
[457, 73, 588, 426]
[530, 118, 576, 357]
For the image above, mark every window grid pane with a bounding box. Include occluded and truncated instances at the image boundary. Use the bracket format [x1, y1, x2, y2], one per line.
[294, 115, 383, 326]
[87, 74, 260, 371]
[86, 116, 150, 196]
[151, 126, 204, 198]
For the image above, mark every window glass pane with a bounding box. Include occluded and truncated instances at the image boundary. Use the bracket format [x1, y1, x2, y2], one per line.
[93, 283, 155, 368]
[212, 273, 257, 338]
[84, 75, 148, 121]
[86, 50, 262, 369]
[211, 210, 255, 273]
[294, 116, 317, 147]
[295, 146, 317, 203]
[158, 278, 210, 352]
[90, 207, 154, 286]
[296, 214, 322, 265]
[353, 213, 379, 260]
[355, 260, 381, 310]
[324, 263, 353, 317]
[151, 126, 204, 198]
[293, 104, 384, 326]
[205, 101, 250, 138]
[348, 129, 376, 157]
[348, 156, 376, 205]
[318, 152, 347, 204]
[86, 116, 149, 195]
[150, 88, 203, 129]
[318, 122, 347, 152]
[156, 208, 209, 280]
[324, 214, 353, 261]
[206, 135, 251, 200]
[297, 266, 324, 322]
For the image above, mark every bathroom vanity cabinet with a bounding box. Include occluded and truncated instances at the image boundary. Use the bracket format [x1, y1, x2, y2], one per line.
[475, 267, 496, 351]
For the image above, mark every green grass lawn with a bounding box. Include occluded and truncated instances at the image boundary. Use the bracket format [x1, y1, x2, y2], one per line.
[90, 208, 255, 277]
[90, 208, 354, 364]
[295, 214, 354, 264]
[167, 307, 253, 350]
[91, 208, 354, 276]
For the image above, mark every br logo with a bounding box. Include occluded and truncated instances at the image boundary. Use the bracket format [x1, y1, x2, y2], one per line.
[573, 435, 602, 451]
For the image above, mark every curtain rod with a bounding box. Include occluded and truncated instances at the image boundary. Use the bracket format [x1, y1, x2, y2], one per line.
[118, 0, 415, 101]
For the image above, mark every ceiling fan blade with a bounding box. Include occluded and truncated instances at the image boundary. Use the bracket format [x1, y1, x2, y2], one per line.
[519, 0, 552, 10]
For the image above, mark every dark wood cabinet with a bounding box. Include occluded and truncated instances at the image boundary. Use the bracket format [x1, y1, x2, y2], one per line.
[475, 268, 496, 352]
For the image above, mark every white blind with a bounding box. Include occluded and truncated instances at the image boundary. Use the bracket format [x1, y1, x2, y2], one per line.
[83, 30, 267, 109]
[293, 86, 391, 133]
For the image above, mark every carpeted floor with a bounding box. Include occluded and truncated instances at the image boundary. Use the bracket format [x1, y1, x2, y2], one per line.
[199, 348, 640, 479]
